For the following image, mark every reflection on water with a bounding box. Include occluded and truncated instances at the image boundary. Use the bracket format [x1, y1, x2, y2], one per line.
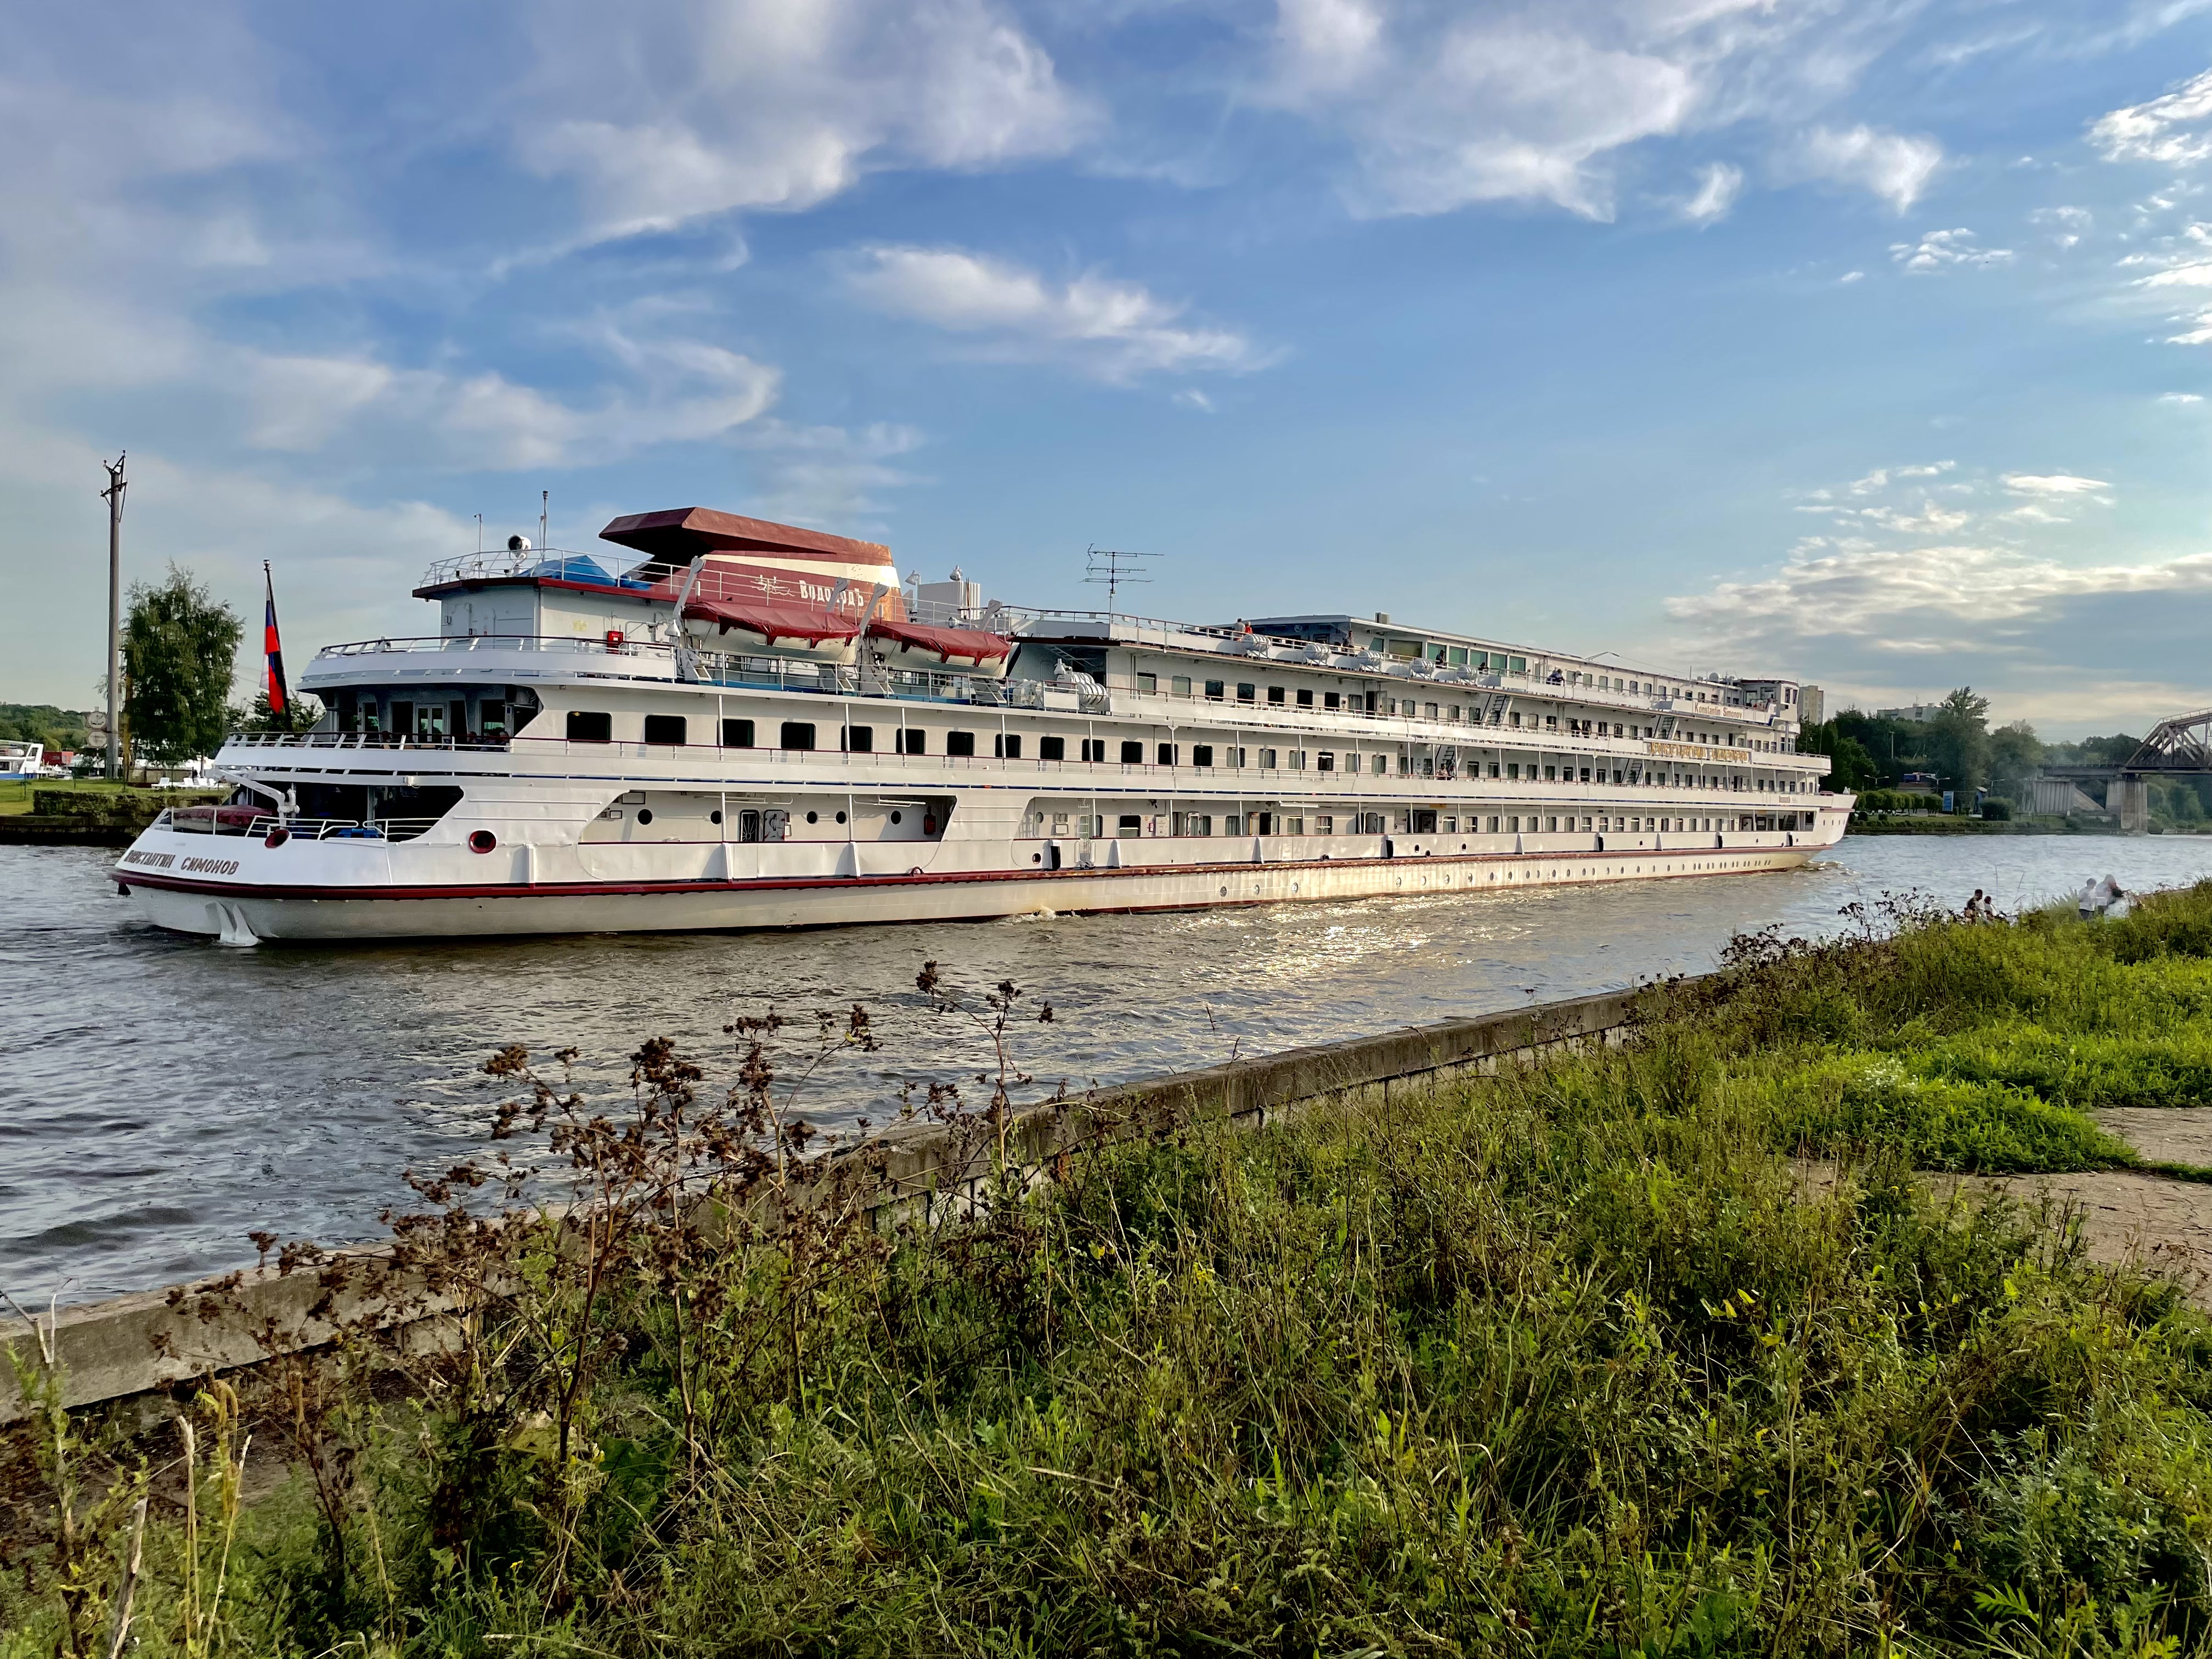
[4, 833, 2210, 1302]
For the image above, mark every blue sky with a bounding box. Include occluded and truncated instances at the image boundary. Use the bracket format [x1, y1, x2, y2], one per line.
[5, 0, 2212, 737]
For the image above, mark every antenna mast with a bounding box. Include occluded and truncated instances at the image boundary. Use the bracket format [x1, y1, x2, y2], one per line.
[1082, 545, 1159, 614]
[100, 454, 127, 781]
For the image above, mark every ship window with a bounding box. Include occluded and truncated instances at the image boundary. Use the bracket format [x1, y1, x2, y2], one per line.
[1371, 754, 1386, 775]
[1509, 656, 1527, 674]
[1224, 815, 1243, 834]
[1544, 765, 1557, 781]
[1448, 647, 1468, 666]
[1412, 810, 1437, 833]
[946, 730, 976, 757]
[1137, 672, 1158, 693]
[898, 727, 926, 755]
[1317, 752, 1335, 771]
[1120, 740, 1143, 764]
[1157, 742, 1176, 766]
[1237, 682, 1256, 703]
[1190, 814, 1213, 837]
[1205, 680, 1225, 700]
[1259, 747, 1278, 769]
[566, 710, 612, 743]
[1487, 761, 1499, 778]
[1324, 691, 1340, 710]
[1424, 702, 1438, 720]
[1040, 735, 1065, 761]
[722, 718, 755, 748]
[781, 721, 817, 751]
[844, 726, 874, 753]
[1485, 815, 1499, 832]
[1081, 738, 1105, 763]
[1267, 686, 1285, 705]
[1289, 750, 1306, 770]
[644, 714, 686, 746]
[480, 699, 506, 736]
[1172, 676, 1192, 696]
[1118, 814, 1142, 837]
[1193, 744, 1214, 767]
[1545, 816, 1559, 832]
[1316, 814, 1334, 833]
[1296, 689, 1313, 708]
[1285, 817, 1305, 835]
[995, 733, 1021, 758]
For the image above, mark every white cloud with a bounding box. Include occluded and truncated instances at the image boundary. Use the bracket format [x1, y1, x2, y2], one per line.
[1257, 1, 1805, 221]
[516, 0, 1097, 243]
[1680, 162, 1744, 224]
[1890, 228, 2014, 272]
[731, 420, 927, 524]
[2028, 205, 2092, 248]
[1845, 460, 1954, 495]
[2161, 391, 2206, 403]
[1839, 269, 1865, 283]
[2003, 472, 2112, 495]
[1173, 388, 1217, 413]
[1795, 125, 1944, 212]
[1668, 540, 2212, 640]
[842, 245, 1267, 381]
[2091, 67, 2212, 167]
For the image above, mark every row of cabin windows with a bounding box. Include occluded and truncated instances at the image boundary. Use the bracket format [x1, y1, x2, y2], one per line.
[568, 713, 1804, 788]
[1028, 810, 1785, 840]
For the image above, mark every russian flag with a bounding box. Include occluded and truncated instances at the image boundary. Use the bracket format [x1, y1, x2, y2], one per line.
[263, 561, 289, 717]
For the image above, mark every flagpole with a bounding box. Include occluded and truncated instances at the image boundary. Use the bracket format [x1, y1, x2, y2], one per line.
[263, 561, 290, 724]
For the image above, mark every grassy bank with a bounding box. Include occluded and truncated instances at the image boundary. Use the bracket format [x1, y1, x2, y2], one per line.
[10, 886, 2212, 1656]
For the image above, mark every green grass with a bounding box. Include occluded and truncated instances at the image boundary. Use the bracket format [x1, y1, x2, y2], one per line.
[10, 883, 2212, 1657]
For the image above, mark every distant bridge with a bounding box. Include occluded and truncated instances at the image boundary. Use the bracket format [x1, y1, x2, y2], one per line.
[2035, 708, 2212, 831]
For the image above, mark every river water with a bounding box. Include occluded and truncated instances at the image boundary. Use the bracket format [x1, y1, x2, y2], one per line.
[6, 833, 2212, 1304]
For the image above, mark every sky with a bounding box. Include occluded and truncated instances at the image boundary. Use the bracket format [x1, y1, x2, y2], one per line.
[4, 0, 2212, 739]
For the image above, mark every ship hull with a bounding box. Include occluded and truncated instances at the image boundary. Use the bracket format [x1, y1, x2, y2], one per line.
[119, 838, 1825, 943]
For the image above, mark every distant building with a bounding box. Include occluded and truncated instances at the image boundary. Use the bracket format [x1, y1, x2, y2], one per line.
[1798, 684, 1825, 726]
[1875, 703, 1941, 723]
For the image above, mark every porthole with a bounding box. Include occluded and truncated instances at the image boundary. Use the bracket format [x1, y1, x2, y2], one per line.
[890, 810, 903, 825]
[1032, 853, 1041, 863]
[710, 810, 723, 825]
[467, 829, 496, 854]
[805, 811, 819, 824]
[835, 810, 847, 825]
[1220, 886, 1228, 896]
[636, 809, 653, 826]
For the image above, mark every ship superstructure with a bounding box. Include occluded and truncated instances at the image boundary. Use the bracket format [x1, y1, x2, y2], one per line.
[113, 508, 1848, 942]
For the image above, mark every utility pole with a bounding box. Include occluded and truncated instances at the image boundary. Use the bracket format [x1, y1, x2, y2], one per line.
[101, 454, 127, 781]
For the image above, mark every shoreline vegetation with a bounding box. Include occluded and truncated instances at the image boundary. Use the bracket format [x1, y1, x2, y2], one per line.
[10, 885, 2212, 1655]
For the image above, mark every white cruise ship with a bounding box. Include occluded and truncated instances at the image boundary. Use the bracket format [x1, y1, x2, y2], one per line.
[114, 507, 1848, 943]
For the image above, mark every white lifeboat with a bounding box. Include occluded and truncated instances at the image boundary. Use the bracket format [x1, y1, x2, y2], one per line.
[681, 597, 860, 664]
[865, 618, 1013, 679]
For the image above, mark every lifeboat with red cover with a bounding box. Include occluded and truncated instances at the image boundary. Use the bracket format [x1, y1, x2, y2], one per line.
[681, 597, 861, 664]
[866, 618, 1013, 678]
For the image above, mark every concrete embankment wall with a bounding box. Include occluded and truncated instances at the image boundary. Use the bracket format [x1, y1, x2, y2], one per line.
[1, 986, 1641, 1425]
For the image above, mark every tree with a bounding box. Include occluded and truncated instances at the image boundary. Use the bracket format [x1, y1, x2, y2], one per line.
[1795, 719, 1881, 792]
[1988, 720, 2045, 800]
[122, 567, 243, 766]
[1832, 709, 1923, 788]
[1923, 686, 1991, 793]
[233, 690, 324, 734]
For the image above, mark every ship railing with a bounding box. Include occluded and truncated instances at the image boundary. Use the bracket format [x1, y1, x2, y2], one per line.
[162, 806, 449, 843]
[223, 729, 516, 753]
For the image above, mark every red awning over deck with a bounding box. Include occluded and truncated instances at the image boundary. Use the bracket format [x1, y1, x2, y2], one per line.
[602, 507, 892, 569]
